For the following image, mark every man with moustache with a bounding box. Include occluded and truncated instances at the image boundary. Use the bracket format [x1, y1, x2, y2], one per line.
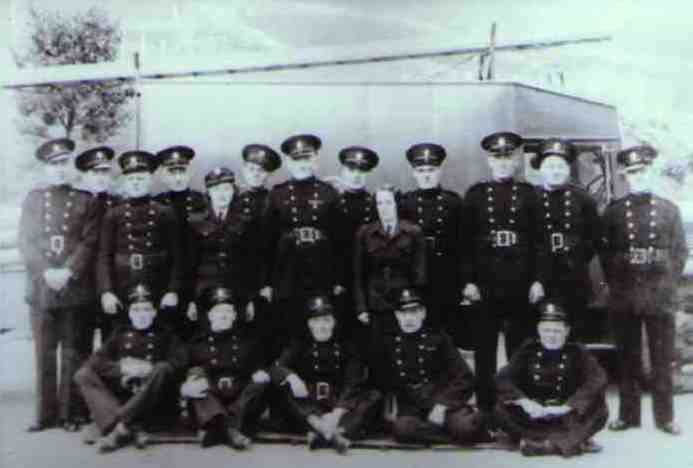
[459, 131, 546, 415]
[19, 138, 100, 432]
[261, 134, 345, 345]
[97, 151, 183, 331]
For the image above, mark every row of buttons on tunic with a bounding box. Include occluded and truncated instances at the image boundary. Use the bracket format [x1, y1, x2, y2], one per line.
[625, 198, 658, 249]
[43, 189, 76, 234]
[486, 184, 518, 228]
[339, 194, 372, 223]
[542, 190, 573, 231]
[312, 342, 341, 371]
[287, 183, 322, 224]
[394, 334, 430, 382]
[207, 334, 238, 366]
[124, 201, 158, 251]
[124, 331, 157, 361]
[533, 350, 568, 391]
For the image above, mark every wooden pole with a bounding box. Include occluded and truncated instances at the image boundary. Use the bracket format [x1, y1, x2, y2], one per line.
[486, 22, 497, 80]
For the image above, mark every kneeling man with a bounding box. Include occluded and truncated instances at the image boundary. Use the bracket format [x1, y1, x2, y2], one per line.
[371, 288, 484, 445]
[495, 300, 608, 457]
[75, 284, 187, 453]
[180, 286, 270, 450]
[271, 295, 382, 454]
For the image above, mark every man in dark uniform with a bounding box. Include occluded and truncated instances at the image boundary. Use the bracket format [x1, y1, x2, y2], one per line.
[261, 134, 345, 344]
[495, 300, 608, 457]
[369, 288, 484, 445]
[271, 295, 382, 453]
[181, 286, 271, 449]
[234, 144, 282, 328]
[460, 131, 546, 414]
[353, 185, 427, 337]
[75, 146, 121, 348]
[330, 146, 379, 340]
[74, 284, 188, 453]
[532, 139, 600, 341]
[600, 145, 688, 435]
[18, 138, 100, 432]
[154, 145, 208, 337]
[97, 151, 183, 330]
[400, 143, 466, 345]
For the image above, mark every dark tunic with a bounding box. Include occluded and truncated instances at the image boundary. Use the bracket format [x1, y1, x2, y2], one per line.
[495, 339, 608, 454]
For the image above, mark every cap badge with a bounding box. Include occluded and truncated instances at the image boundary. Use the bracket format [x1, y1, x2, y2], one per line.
[126, 157, 139, 169]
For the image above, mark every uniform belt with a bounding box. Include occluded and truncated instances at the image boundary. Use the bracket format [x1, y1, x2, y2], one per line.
[291, 227, 325, 245]
[307, 381, 334, 401]
[627, 248, 668, 265]
[115, 252, 168, 271]
[488, 230, 518, 248]
[217, 376, 234, 390]
[548, 232, 579, 253]
[424, 236, 453, 254]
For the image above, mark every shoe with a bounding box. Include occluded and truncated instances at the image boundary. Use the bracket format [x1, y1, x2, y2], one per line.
[134, 431, 149, 449]
[97, 431, 120, 453]
[657, 421, 681, 436]
[333, 433, 351, 455]
[227, 428, 251, 450]
[608, 419, 639, 431]
[82, 423, 100, 445]
[26, 421, 56, 433]
[520, 438, 555, 456]
[62, 419, 83, 432]
[580, 438, 603, 453]
[307, 431, 325, 450]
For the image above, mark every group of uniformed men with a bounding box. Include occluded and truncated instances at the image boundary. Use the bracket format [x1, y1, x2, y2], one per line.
[17, 130, 687, 457]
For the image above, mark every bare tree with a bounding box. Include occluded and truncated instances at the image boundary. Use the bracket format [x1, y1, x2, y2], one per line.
[13, 6, 135, 143]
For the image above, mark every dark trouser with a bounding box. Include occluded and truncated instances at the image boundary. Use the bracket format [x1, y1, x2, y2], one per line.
[430, 296, 473, 349]
[74, 362, 178, 434]
[613, 312, 675, 426]
[495, 401, 608, 455]
[392, 404, 483, 445]
[30, 305, 87, 425]
[275, 386, 382, 440]
[471, 298, 536, 413]
[190, 382, 268, 434]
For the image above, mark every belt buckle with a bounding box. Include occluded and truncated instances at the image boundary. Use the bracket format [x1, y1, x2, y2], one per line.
[296, 227, 317, 244]
[494, 230, 516, 247]
[49, 235, 65, 255]
[130, 253, 144, 270]
[316, 382, 330, 400]
[550, 232, 565, 252]
[218, 376, 233, 390]
[630, 248, 648, 265]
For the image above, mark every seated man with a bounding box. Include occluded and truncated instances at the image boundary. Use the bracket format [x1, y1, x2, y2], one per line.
[370, 288, 484, 445]
[74, 284, 187, 453]
[270, 295, 382, 454]
[180, 286, 270, 450]
[494, 300, 608, 457]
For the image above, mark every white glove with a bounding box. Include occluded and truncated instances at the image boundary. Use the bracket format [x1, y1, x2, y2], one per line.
[260, 286, 273, 302]
[160, 292, 179, 308]
[357, 312, 370, 324]
[544, 405, 572, 418]
[333, 284, 346, 296]
[180, 377, 210, 399]
[186, 302, 198, 321]
[101, 292, 122, 315]
[52, 268, 72, 290]
[528, 281, 545, 304]
[427, 404, 447, 426]
[285, 373, 308, 398]
[43, 269, 62, 291]
[517, 398, 546, 419]
[245, 301, 255, 322]
[252, 370, 270, 384]
[462, 283, 482, 303]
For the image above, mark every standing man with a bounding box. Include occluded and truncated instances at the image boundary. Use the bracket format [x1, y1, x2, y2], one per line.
[97, 151, 183, 331]
[19, 138, 100, 432]
[353, 185, 427, 338]
[75, 146, 120, 344]
[155, 145, 208, 337]
[460, 131, 546, 415]
[600, 145, 687, 435]
[400, 143, 465, 345]
[331, 146, 379, 339]
[532, 139, 600, 341]
[234, 144, 282, 327]
[261, 134, 345, 343]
